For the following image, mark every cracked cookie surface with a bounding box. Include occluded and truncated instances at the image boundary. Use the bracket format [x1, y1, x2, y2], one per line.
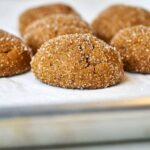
[31, 34, 124, 89]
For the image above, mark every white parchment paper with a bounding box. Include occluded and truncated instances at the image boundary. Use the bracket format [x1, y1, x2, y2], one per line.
[0, 0, 150, 107]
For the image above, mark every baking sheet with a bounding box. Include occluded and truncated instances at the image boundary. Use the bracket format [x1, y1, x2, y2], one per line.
[0, 0, 150, 107]
[1, 107, 150, 148]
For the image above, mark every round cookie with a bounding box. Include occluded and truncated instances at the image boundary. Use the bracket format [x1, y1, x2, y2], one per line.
[92, 4, 150, 43]
[0, 30, 32, 77]
[19, 3, 80, 36]
[111, 25, 150, 73]
[23, 14, 93, 54]
[31, 34, 124, 89]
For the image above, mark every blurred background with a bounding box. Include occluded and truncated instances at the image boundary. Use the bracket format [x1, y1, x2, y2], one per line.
[0, 0, 149, 35]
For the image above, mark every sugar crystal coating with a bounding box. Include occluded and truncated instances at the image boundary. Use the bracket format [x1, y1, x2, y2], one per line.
[31, 34, 124, 89]
[92, 4, 150, 43]
[111, 25, 150, 73]
[19, 3, 80, 35]
[0, 29, 32, 77]
[24, 14, 94, 54]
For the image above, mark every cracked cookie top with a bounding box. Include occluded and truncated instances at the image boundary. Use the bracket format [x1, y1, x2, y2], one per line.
[31, 34, 124, 89]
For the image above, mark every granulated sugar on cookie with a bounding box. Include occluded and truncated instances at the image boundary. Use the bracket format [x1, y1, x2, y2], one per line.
[0, 29, 32, 77]
[111, 25, 150, 73]
[31, 34, 124, 89]
[24, 14, 94, 54]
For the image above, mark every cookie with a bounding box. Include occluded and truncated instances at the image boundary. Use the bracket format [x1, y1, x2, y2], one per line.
[92, 4, 150, 43]
[23, 14, 93, 54]
[19, 3, 80, 35]
[0, 30, 32, 77]
[31, 34, 124, 89]
[111, 25, 150, 73]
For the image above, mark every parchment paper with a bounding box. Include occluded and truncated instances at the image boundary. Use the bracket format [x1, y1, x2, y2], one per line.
[0, 0, 149, 107]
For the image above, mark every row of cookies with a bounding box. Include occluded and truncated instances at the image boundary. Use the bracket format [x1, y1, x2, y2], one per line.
[22, 3, 123, 89]
[0, 3, 150, 89]
[92, 5, 150, 73]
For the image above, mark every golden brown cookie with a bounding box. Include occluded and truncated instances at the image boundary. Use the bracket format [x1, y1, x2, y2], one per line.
[23, 14, 94, 54]
[19, 3, 80, 36]
[111, 25, 150, 73]
[0, 30, 32, 77]
[92, 4, 150, 43]
[31, 34, 124, 89]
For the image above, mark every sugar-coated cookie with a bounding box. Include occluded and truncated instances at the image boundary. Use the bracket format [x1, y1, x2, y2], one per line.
[31, 34, 124, 89]
[0, 30, 32, 77]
